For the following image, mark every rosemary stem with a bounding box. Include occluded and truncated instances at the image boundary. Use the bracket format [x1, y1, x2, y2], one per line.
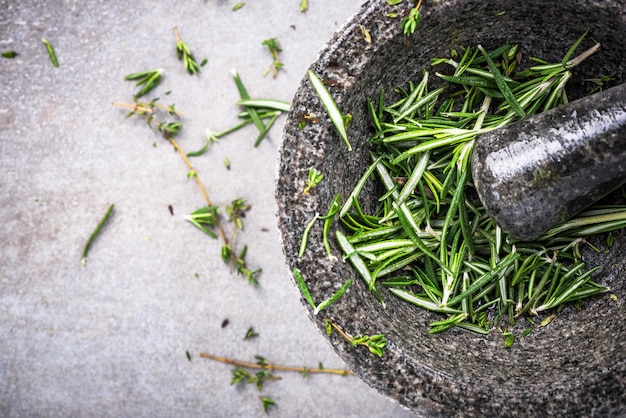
[198, 352, 353, 375]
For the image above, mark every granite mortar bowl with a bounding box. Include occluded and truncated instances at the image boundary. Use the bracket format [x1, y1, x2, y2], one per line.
[275, 0, 626, 416]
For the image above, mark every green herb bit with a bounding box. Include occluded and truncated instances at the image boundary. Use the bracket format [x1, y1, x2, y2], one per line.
[303, 168, 324, 195]
[158, 121, 182, 136]
[174, 27, 200, 75]
[325, 319, 387, 357]
[307, 70, 351, 151]
[41, 38, 59, 67]
[299, 0, 308, 12]
[401, 0, 422, 36]
[186, 206, 220, 238]
[124, 69, 163, 98]
[314, 279, 352, 315]
[298, 213, 319, 257]
[232, 2, 245, 11]
[222, 244, 261, 284]
[293, 268, 316, 309]
[293, 268, 352, 314]
[259, 396, 276, 413]
[477, 44, 525, 118]
[1, 51, 18, 58]
[244, 326, 259, 340]
[226, 198, 250, 230]
[262, 38, 284, 78]
[81, 203, 115, 266]
[232, 71, 281, 147]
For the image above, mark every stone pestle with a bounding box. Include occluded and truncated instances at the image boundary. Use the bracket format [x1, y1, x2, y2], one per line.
[471, 83, 626, 241]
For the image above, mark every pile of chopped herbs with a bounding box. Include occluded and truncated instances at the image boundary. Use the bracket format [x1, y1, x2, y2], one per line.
[323, 34, 625, 335]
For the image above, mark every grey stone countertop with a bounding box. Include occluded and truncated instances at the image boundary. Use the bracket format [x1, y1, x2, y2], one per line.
[0, 1, 414, 417]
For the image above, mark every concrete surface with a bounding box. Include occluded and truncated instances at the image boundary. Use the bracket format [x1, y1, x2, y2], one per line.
[0, 1, 414, 417]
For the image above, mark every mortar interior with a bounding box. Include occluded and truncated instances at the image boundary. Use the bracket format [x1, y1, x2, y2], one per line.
[276, 0, 626, 416]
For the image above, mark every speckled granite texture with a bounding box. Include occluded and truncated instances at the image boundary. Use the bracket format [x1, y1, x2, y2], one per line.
[275, 0, 626, 416]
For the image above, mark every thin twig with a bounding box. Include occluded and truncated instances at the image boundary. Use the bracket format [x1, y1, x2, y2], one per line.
[112, 101, 185, 116]
[198, 352, 354, 376]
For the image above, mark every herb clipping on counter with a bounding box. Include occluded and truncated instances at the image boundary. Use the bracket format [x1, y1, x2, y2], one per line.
[198, 350, 353, 412]
[262, 38, 284, 78]
[81, 203, 115, 266]
[111, 19, 358, 410]
[298, 33, 624, 342]
[41, 37, 59, 67]
[174, 27, 201, 75]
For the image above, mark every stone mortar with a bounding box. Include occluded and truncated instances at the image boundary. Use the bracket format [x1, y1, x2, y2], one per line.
[275, 0, 626, 416]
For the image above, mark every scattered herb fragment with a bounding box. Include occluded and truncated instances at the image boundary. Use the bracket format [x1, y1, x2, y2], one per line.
[358, 25, 372, 43]
[299, 0, 308, 12]
[124, 69, 163, 97]
[401, 0, 422, 36]
[259, 396, 276, 414]
[303, 168, 323, 195]
[244, 326, 259, 340]
[186, 206, 220, 238]
[81, 203, 115, 266]
[1, 51, 17, 58]
[262, 38, 284, 78]
[232, 2, 245, 11]
[503, 331, 515, 348]
[199, 352, 352, 376]
[174, 27, 200, 75]
[226, 198, 250, 231]
[298, 213, 319, 257]
[41, 37, 58, 67]
[292, 268, 352, 314]
[231, 71, 288, 147]
[325, 319, 387, 357]
[307, 70, 351, 151]
[186, 351, 192, 361]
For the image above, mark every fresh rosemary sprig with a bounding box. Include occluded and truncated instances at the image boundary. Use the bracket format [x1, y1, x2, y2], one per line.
[199, 350, 352, 413]
[325, 319, 387, 357]
[174, 27, 200, 75]
[226, 71, 290, 147]
[401, 0, 422, 36]
[124, 69, 163, 98]
[301, 35, 624, 339]
[262, 38, 284, 78]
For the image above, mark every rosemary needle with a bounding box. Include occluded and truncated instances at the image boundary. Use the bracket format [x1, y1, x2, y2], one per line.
[41, 38, 58, 67]
[81, 203, 115, 266]
[308, 70, 351, 151]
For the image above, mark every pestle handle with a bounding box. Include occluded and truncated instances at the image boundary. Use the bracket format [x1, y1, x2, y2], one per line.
[471, 83, 626, 241]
